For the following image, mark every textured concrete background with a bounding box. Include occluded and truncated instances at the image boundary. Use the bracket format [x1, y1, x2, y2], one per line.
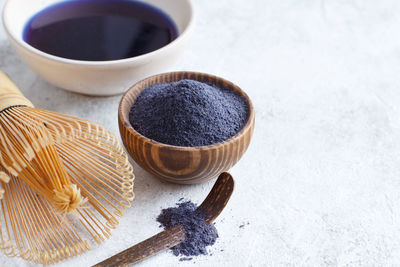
[2, 0, 400, 266]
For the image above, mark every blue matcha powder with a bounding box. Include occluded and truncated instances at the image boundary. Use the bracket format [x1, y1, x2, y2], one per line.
[129, 79, 249, 147]
[157, 200, 218, 257]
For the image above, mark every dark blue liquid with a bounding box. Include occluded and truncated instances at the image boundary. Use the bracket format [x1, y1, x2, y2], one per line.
[23, 0, 178, 61]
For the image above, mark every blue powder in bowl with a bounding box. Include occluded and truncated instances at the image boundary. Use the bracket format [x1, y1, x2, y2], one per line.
[129, 79, 249, 147]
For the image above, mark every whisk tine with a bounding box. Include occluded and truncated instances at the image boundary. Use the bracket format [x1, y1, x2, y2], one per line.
[0, 71, 135, 264]
[0, 116, 135, 263]
[0, 177, 87, 263]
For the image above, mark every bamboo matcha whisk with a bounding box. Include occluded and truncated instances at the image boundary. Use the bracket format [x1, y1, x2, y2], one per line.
[0, 71, 135, 264]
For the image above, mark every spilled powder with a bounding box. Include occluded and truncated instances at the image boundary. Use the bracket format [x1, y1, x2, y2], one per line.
[157, 201, 218, 258]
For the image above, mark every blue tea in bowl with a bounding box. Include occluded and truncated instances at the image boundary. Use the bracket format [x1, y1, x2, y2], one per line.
[23, 0, 178, 61]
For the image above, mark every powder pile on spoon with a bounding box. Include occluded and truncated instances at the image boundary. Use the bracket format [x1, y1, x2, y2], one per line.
[157, 200, 218, 257]
[129, 79, 249, 147]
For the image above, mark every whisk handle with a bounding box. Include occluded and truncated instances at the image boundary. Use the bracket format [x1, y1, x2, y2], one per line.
[93, 225, 186, 267]
[0, 71, 33, 111]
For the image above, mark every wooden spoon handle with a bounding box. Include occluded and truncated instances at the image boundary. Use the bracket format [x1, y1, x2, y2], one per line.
[93, 225, 186, 267]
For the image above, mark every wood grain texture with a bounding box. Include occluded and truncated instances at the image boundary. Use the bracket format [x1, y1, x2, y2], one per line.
[198, 172, 234, 224]
[93, 225, 186, 267]
[118, 72, 255, 184]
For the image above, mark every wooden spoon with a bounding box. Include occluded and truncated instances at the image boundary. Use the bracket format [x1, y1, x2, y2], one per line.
[93, 172, 234, 267]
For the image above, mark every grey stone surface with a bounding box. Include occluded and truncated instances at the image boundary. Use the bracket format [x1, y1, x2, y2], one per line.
[2, 0, 400, 266]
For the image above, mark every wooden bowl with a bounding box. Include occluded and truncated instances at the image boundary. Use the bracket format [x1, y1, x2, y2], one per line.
[118, 72, 255, 184]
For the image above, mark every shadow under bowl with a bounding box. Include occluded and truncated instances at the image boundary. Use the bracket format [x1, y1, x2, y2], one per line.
[118, 72, 255, 184]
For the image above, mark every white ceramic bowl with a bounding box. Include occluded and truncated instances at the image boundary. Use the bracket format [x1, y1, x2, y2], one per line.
[2, 0, 194, 95]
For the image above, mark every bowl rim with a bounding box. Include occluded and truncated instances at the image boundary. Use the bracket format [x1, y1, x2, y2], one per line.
[2, 0, 195, 67]
[118, 71, 255, 151]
